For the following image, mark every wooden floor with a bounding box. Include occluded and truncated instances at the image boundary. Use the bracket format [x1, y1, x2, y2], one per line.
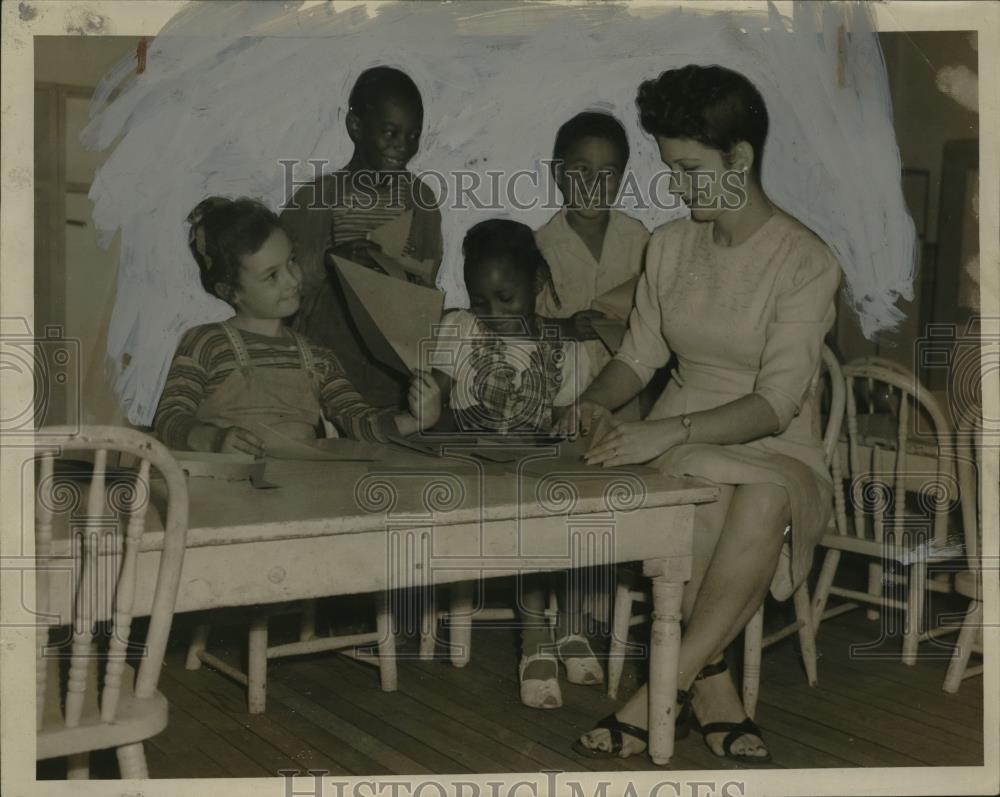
[39, 587, 984, 778]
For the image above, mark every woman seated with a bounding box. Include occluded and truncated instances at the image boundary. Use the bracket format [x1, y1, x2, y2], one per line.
[564, 64, 841, 764]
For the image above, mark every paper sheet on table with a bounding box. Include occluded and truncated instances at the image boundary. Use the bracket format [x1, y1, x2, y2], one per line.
[590, 275, 639, 320]
[246, 422, 379, 461]
[384, 433, 559, 465]
[591, 317, 627, 354]
[333, 255, 444, 374]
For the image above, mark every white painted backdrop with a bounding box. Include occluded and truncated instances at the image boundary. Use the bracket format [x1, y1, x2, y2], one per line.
[82, 0, 915, 425]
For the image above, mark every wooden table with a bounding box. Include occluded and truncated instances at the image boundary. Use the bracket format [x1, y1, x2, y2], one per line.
[45, 442, 717, 765]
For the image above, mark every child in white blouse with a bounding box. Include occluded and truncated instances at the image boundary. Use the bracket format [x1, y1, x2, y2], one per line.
[535, 112, 650, 384]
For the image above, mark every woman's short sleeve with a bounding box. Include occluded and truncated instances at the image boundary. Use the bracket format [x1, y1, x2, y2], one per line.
[614, 230, 672, 386]
[754, 244, 841, 431]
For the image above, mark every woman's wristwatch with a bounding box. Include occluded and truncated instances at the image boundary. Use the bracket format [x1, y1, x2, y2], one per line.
[679, 414, 693, 443]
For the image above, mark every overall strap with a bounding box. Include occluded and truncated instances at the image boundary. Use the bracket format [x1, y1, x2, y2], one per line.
[220, 321, 252, 370]
[289, 329, 316, 372]
[289, 329, 322, 395]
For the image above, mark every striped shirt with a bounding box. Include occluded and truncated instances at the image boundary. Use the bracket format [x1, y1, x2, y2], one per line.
[154, 323, 399, 449]
[331, 172, 415, 249]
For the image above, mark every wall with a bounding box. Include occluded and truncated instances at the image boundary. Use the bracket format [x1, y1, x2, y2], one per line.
[835, 30, 979, 373]
[35, 36, 143, 426]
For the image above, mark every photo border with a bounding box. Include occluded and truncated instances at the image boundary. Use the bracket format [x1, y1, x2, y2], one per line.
[2, 2, 997, 795]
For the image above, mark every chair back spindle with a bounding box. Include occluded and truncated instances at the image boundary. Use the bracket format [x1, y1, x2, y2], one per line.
[35, 426, 189, 765]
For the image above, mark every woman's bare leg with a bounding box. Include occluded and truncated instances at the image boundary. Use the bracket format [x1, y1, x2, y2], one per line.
[579, 482, 789, 756]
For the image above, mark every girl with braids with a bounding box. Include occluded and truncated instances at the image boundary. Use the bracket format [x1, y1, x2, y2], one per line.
[566, 65, 841, 764]
[154, 197, 440, 456]
[429, 218, 599, 709]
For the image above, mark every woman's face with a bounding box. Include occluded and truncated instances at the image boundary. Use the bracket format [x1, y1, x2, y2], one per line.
[656, 137, 748, 222]
[232, 229, 302, 321]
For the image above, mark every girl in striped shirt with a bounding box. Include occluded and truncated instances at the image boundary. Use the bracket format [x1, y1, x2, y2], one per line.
[154, 197, 440, 456]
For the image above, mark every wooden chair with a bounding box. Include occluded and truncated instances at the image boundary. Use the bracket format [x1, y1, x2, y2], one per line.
[184, 418, 396, 713]
[605, 346, 843, 708]
[739, 345, 847, 716]
[943, 428, 983, 692]
[419, 580, 558, 667]
[810, 358, 966, 665]
[35, 426, 189, 779]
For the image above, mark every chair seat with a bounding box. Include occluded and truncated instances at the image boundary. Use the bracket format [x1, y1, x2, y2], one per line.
[819, 530, 963, 565]
[38, 657, 168, 760]
[954, 570, 982, 600]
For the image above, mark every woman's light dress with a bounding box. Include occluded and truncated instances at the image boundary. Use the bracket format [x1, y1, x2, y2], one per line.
[616, 210, 841, 598]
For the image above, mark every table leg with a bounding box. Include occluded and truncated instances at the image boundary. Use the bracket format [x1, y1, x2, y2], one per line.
[648, 576, 684, 766]
[449, 581, 474, 668]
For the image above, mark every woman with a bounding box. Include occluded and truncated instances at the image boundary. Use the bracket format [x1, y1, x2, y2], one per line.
[564, 65, 841, 763]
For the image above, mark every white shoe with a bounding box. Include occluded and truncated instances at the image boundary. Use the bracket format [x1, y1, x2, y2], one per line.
[557, 634, 605, 685]
[519, 652, 562, 709]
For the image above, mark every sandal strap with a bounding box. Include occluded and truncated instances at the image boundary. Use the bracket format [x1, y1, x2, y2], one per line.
[595, 713, 649, 749]
[699, 718, 765, 757]
[556, 633, 597, 657]
[520, 651, 558, 676]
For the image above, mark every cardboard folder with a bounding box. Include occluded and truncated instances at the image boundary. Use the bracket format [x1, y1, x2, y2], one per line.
[333, 255, 444, 374]
[590, 275, 639, 320]
[590, 317, 628, 354]
[366, 209, 412, 257]
[366, 211, 436, 284]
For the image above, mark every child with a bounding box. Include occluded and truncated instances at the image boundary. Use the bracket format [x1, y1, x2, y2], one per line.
[430, 219, 601, 709]
[536, 111, 650, 385]
[154, 197, 439, 455]
[280, 66, 443, 411]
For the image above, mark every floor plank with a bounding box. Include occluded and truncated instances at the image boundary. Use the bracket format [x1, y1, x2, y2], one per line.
[39, 595, 983, 779]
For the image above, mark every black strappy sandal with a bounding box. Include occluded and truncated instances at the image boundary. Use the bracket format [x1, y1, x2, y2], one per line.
[571, 690, 691, 759]
[571, 714, 650, 759]
[697, 718, 772, 765]
[692, 659, 772, 765]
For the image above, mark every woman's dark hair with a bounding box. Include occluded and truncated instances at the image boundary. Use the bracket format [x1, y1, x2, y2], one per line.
[553, 111, 630, 169]
[636, 65, 769, 176]
[186, 197, 283, 305]
[462, 219, 559, 306]
[348, 66, 423, 118]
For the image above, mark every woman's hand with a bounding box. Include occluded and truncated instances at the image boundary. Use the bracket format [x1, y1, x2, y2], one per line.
[408, 368, 442, 431]
[584, 415, 687, 467]
[554, 399, 612, 439]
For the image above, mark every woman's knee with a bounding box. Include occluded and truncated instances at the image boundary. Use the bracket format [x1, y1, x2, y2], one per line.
[733, 483, 790, 530]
